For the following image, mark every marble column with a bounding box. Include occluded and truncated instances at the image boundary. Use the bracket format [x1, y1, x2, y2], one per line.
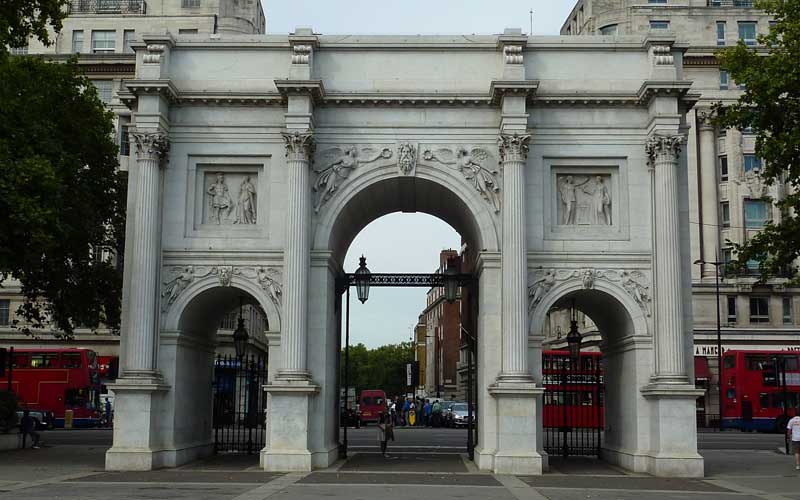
[698, 110, 720, 277]
[647, 135, 688, 382]
[278, 131, 315, 380]
[124, 131, 169, 378]
[498, 133, 532, 380]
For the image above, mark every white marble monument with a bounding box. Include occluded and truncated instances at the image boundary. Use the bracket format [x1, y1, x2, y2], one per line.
[106, 28, 704, 477]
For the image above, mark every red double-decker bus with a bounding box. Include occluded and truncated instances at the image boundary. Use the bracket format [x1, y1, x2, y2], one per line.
[542, 350, 604, 429]
[9, 348, 102, 427]
[721, 350, 800, 432]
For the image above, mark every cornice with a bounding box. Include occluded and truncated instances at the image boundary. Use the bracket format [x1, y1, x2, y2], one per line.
[274, 79, 325, 103]
[121, 79, 179, 106]
[489, 80, 539, 105]
[637, 80, 693, 105]
[174, 92, 284, 106]
[323, 92, 491, 107]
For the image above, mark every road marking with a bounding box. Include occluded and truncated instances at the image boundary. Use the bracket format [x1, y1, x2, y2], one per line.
[230, 472, 307, 500]
[704, 479, 792, 500]
[494, 475, 550, 500]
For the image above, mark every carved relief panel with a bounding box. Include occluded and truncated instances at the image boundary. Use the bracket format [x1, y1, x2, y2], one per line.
[203, 171, 258, 225]
[543, 158, 630, 241]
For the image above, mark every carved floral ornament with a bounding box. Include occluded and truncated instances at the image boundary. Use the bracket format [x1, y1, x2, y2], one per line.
[143, 44, 166, 64]
[645, 135, 683, 168]
[498, 133, 531, 163]
[528, 268, 652, 318]
[652, 45, 674, 66]
[291, 44, 312, 64]
[282, 131, 315, 161]
[131, 131, 170, 161]
[161, 265, 283, 314]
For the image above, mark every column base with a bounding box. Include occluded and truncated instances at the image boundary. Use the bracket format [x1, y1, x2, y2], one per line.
[105, 377, 170, 471]
[486, 380, 546, 475]
[262, 380, 319, 472]
[639, 383, 706, 478]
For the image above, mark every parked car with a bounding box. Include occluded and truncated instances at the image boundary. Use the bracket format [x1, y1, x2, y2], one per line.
[448, 403, 473, 428]
[340, 407, 361, 428]
[16, 410, 55, 431]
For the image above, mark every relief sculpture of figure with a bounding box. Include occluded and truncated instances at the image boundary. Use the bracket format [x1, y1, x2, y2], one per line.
[235, 176, 257, 224]
[313, 146, 359, 213]
[528, 269, 556, 311]
[582, 176, 612, 225]
[207, 173, 232, 224]
[162, 267, 194, 311]
[621, 271, 651, 316]
[559, 175, 589, 225]
[456, 147, 501, 213]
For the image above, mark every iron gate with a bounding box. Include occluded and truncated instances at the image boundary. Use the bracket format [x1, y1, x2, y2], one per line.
[543, 352, 604, 457]
[212, 354, 267, 454]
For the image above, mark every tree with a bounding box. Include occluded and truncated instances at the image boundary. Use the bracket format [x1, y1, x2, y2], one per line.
[0, 55, 125, 336]
[341, 342, 415, 398]
[0, 0, 68, 56]
[715, 0, 800, 278]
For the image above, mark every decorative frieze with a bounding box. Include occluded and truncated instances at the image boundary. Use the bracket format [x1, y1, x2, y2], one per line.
[556, 174, 612, 226]
[422, 146, 501, 212]
[528, 268, 652, 317]
[161, 265, 283, 313]
[204, 172, 257, 225]
[313, 146, 393, 212]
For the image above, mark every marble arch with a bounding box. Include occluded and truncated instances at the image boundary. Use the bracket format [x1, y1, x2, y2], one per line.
[107, 27, 705, 478]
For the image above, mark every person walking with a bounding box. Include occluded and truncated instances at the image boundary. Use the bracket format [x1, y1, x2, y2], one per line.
[377, 412, 394, 457]
[432, 399, 442, 428]
[787, 411, 800, 470]
[20, 410, 41, 449]
[402, 398, 410, 427]
[423, 399, 432, 427]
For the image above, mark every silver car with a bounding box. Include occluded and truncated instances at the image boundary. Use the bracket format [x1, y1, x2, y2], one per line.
[449, 403, 473, 428]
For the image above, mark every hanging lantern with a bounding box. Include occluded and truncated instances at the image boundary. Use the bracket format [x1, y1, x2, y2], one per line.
[233, 297, 249, 359]
[354, 255, 371, 304]
[566, 300, 582, 360]
[443, 257, 459, 303]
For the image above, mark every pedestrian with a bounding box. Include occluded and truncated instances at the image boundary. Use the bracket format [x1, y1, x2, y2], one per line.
[432, 399, 442, 428]
[377, 412, 393, 457]
[423, 399, 432, 427]
[389, 399, 397, 426]
[104, 397, 113, 427]
[20, 410, 41, 449]
[787, 410, 800, 470]
[402, 398, 410, 427]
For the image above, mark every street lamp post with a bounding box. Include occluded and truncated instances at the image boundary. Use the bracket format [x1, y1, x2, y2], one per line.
[232, 296, 249, 360]
[694, 258, 723, 431]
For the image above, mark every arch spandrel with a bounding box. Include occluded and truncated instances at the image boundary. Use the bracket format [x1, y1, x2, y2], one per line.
[312, 160, 501, 263]
[162, 268, 282, 335]
[528, 272, 650, 344]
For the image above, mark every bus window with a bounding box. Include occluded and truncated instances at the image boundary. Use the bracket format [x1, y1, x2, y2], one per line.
[65, 388, 89, 408]
[760, 393, 769, 409]
[62, 353, 82, 368]
[12, 354, 29, 368]
[724, 356, 735, 369]
[783, 356, 799, 371]
[31, 353, 58, 368]
[726, 388, 736, 400]
[746, 355, 770, 371]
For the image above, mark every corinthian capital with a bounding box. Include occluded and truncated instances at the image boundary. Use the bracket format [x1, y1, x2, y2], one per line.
[696, 108, 716, 130]
[282, 131, 315, 161]
[132, 131, 170, 162]
[646, 135, 684, 168]
[498, 133, 531, 164]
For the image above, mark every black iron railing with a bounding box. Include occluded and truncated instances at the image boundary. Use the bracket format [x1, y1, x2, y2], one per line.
[707, 0, 754, 7]
[213, 354, 267, 455]
[68, 0, 146, 14]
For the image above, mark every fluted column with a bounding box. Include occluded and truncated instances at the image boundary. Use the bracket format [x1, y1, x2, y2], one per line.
[279, 131, 315, 381]
[698, 110, 720, 276]
[124, 131, 169, 377]
[647, 135, 688, 382]
[498, 133, 532, 380]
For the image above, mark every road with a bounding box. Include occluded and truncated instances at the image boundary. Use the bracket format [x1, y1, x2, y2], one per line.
[39, 427, 788, 451]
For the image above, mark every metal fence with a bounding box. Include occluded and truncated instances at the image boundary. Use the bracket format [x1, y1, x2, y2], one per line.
[68, 0, 146, 14]
[707, 0, 754, 7]
[213, 354, 267, 454]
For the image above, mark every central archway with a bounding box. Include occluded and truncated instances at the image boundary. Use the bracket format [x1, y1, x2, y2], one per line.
[301, 166, 502, 469]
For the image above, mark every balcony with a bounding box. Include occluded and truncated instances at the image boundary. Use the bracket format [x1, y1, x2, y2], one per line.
[68, 0, 146, 14]
[707, 0, 754, 7]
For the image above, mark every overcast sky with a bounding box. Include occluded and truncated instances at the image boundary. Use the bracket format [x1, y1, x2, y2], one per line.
[262, 1, 577, 347]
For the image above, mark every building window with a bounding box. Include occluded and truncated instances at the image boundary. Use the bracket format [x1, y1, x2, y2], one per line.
[743, 154, 762, 172]
[178, 28, 198, 34]
[72, 30, 84, 53]
[783, 297, 793, 324]
[721, 201, 730, 228]
[182, 0, 200, 7]
[744, 199, 769, 228]
[738, 21, 757, 46]
[10, 45, 28, 55]
[119, 124, 130, 155]
[91, 30, 116, 53]
[717, 21, 726, 46]
[722, 248, 734, 274]
[599, 24, 618, 35]
[123, 30, 135, 54]
[727, 295, 737, 323]
[648, 0, 667, 3]
[720, 70, 729, 90]
[93, 80, 113, 104]
[650, 20, 670, 30]
[749, 296, 769, 323]
[720, 155, 728, 181]
[0, 299, 8, 326]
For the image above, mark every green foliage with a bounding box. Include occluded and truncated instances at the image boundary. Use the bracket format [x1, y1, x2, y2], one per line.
[341, 342, 415, 399]
[714, 0, 800, 279]
[0, 0, 68, 55]
[0, 391, 19, 433]
[0, 56, 125, 336]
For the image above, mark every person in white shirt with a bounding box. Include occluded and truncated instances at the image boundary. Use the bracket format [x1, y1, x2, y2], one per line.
[786, 413, 800, 470]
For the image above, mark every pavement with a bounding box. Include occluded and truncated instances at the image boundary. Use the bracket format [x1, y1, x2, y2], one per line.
[1, 428, 799, 499]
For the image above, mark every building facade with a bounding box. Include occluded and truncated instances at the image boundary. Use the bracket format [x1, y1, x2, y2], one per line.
[560, 0, 800, 425]
[106, 26, 704, 477]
